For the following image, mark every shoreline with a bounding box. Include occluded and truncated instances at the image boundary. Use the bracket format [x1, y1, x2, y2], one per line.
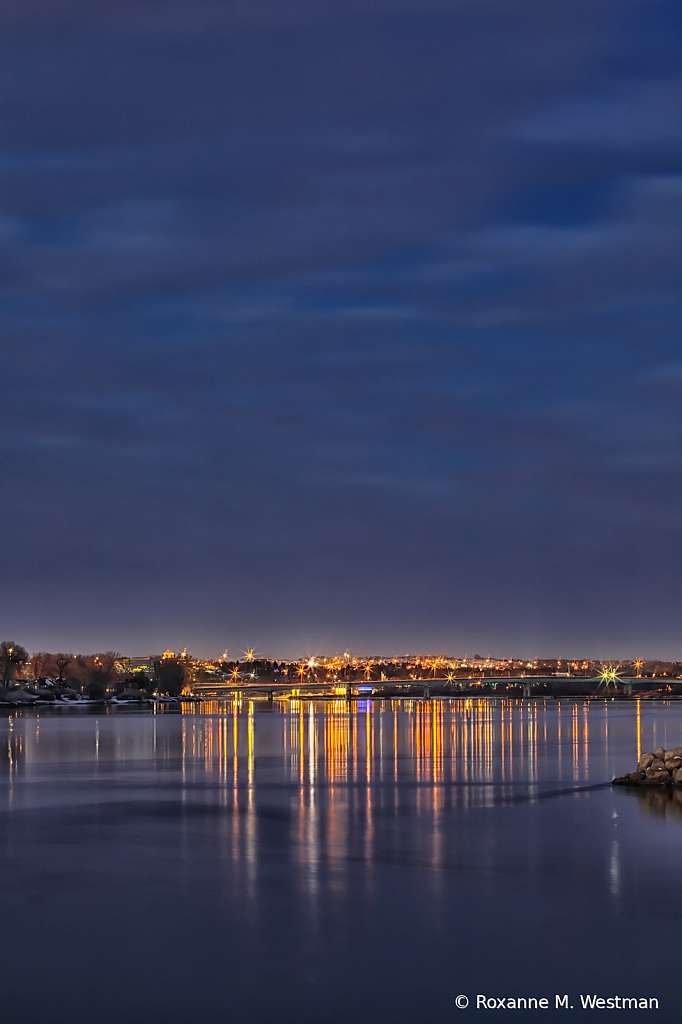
[3, 691, 682, 713]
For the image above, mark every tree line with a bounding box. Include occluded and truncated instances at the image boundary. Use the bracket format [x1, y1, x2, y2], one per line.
[0, 642, 190, 698]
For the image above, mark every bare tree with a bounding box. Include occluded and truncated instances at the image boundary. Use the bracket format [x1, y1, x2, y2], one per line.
[77, 652, 120, 698]
[48, 653, 73, 685]
[31, 652, 49, 680]
[53, 651, 72, 684]
[0, 642, 29, 687]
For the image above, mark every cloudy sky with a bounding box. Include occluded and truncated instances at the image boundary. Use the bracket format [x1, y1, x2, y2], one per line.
[2, 0, 681, 659]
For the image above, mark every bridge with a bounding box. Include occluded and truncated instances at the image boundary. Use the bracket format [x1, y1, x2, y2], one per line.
[191, 675, 648, 701]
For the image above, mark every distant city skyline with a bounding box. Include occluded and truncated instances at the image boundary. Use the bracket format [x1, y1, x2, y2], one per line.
[6, 632, 682, 665]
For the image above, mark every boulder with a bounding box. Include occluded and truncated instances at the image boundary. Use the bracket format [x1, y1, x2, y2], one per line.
[612, 751, 682, 787]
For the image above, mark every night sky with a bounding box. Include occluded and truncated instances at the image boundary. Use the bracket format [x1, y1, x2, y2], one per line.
[2, 0, 682, 660]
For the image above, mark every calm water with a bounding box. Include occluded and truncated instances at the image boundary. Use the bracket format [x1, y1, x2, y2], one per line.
[1, 698, 679, 1023]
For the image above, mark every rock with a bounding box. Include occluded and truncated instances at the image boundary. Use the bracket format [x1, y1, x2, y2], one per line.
[642, 775, 668, 786]
[612, 776, 630, 785]
[650, 759, 665, 771]
[673, 767, 682, 784]
[664, 758, 682, 771]
[638, 753, 655, 770]
[655, 747, 667, 761]
[646, 767, 670, 780]
[669, 747, 682, 759]
[628, 771, 646, 782]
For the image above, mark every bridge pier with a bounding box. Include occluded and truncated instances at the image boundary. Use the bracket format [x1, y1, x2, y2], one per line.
[623, 681, 633, 697]
[423, 684, 431, 699]
[522, 682, 532, 699]
[267, 690, 273, 702]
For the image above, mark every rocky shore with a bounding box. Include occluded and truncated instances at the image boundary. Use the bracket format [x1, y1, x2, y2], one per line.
[613, 747, 682, 787]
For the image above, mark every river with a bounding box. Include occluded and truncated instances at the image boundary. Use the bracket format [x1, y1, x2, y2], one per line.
[0, 698, 678, 1022]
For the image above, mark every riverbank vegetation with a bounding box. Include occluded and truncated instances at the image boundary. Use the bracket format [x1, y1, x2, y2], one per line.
[0, 642, 191, 704]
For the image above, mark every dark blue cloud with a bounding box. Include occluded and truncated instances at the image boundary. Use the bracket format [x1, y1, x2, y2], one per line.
[1, 0, 681, 658]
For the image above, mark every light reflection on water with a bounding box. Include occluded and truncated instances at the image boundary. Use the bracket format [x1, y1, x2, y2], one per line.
[0, 697, 669, 833]
[0, 696, 645, 783]
[0, 697, 681, 1024]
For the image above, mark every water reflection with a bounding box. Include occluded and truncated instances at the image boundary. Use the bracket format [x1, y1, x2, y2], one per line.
[1, 697, 682, 1024]
[0, 698, 676, 886]
[0, 697, 652, 786]
[627, 785, 682, 822]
